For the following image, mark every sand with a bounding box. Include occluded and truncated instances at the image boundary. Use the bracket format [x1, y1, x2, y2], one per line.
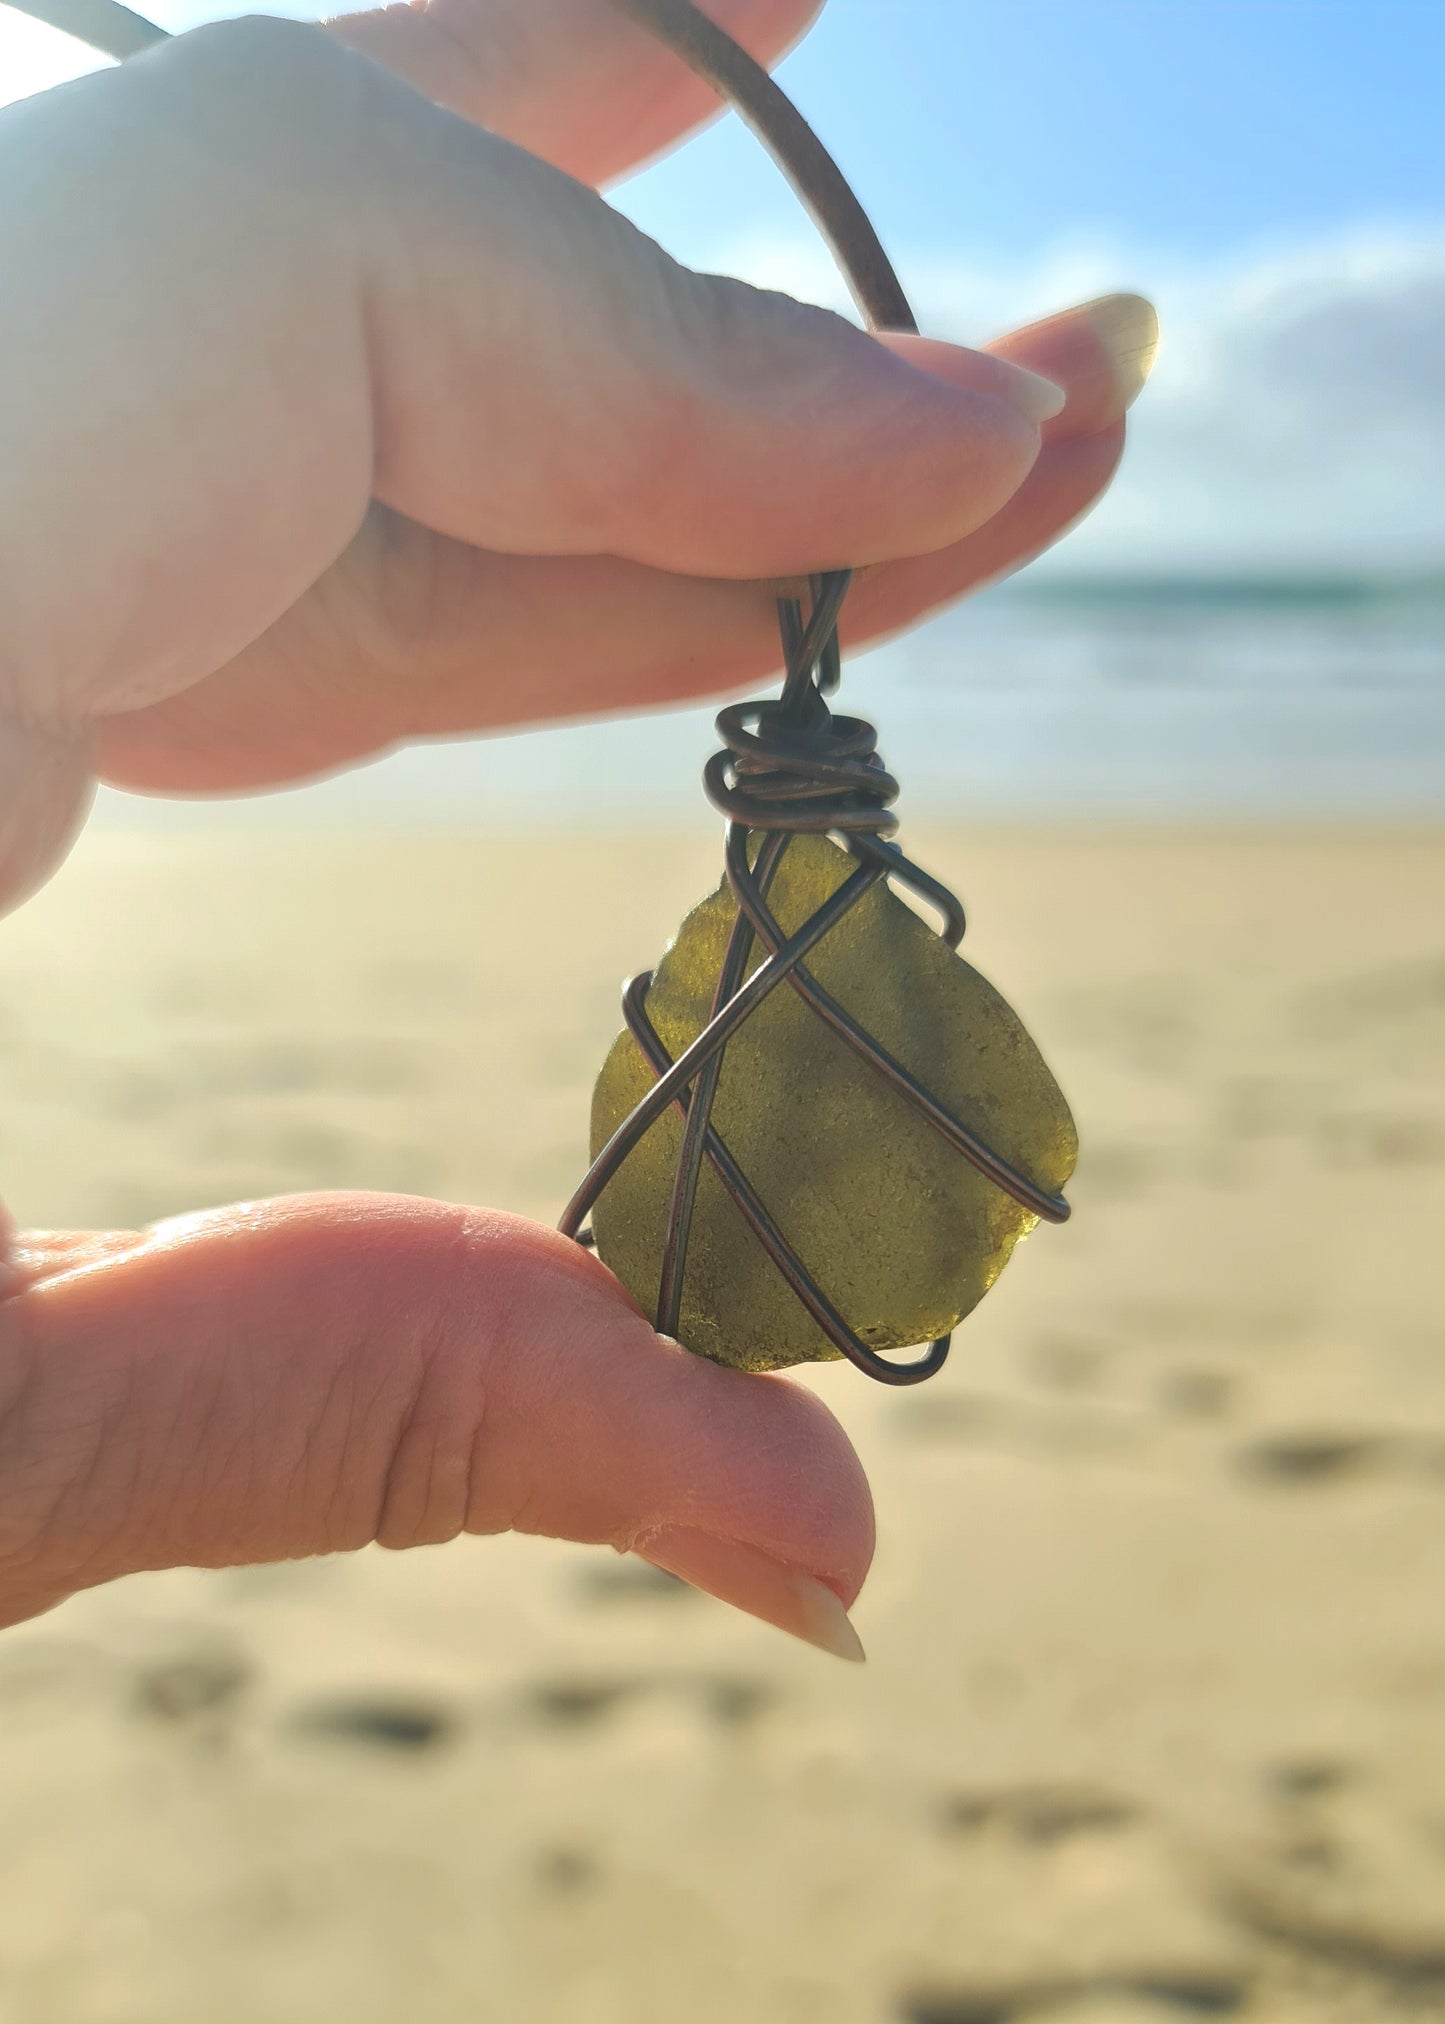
[2, 821, 1444, 2023]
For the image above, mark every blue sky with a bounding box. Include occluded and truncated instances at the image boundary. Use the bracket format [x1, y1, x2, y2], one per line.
[7, 0, 1440, 256]
[620, 0, 1445, 268]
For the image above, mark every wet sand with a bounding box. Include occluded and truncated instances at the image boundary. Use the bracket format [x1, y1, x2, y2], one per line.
[2, 823, 1444, 2023]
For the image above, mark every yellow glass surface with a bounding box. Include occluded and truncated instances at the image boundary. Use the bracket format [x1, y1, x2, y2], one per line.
[591, 834, 1078, 1372]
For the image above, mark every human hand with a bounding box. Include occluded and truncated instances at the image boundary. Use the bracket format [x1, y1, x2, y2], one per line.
[0, 0, 1156, 1644]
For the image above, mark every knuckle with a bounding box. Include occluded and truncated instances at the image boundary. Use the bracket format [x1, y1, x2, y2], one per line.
[367, 1212, 498, 1553]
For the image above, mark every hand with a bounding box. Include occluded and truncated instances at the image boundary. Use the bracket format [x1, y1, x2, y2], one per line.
[0, 0, 1156, 1644]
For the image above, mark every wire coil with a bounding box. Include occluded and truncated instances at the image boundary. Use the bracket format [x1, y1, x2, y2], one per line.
[703, 574, 903, 838]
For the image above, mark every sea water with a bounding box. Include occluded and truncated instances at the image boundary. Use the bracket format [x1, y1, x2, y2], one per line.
[90, 573, 1445, 830]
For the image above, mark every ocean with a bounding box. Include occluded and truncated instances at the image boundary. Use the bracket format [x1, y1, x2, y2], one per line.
[90, 573, 1445, 830]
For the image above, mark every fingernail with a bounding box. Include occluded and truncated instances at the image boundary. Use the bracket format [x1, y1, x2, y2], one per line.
[993, 359, 1068, 424]
[636, 1525, 866, 1663]
[1079, 292, 1159, 409]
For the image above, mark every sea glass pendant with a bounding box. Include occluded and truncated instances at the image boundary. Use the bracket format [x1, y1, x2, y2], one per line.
[561, 578, 1077, 1384]
[587, 826, 1076, 1373]
[559, 0, 1078, 1384]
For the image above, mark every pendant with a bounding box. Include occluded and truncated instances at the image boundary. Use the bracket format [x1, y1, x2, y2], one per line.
[561, 577, 1076, 1385]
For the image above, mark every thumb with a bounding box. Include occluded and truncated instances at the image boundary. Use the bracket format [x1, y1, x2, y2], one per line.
[0, 1196, 874, 1657]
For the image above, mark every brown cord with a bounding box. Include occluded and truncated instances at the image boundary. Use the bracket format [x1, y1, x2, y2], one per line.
[610, 0, 917, 335]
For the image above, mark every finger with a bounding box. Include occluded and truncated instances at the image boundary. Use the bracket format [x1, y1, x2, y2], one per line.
[2, 19, 1053, 736]
[95, 297, 1150, 794]
[331, 0, 823, 188]
[0, 1196, 874, 1653]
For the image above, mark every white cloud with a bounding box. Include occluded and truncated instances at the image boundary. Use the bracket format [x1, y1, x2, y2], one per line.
[704, 223, 1445, 575]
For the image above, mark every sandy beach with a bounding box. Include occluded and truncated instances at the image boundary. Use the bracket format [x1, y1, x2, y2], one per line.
[2, 820, 1444, 2023]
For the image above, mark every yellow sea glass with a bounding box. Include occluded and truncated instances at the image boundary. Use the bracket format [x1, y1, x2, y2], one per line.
[590, 833, 1077, 1373]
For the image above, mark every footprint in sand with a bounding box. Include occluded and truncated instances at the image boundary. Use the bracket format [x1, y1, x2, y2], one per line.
[918, 1790, 1254, 2022]
[1233, 1431, 1392, 1486]
[891, 1394, 1001, 1444]
[522, 1677, 644, 1727]
[1026, 1335, 1116, 1394]
[1265, 1757, 1355, 1804]
[122, 1625, 251, 1728]
[1157, 1367, 1236, 1421]
[133, 1649, 250, 1724]
[899, 1973, 1247, 2023]
[284, 1694, 457, 1752]
[1212, 1768, 1445, 1982]
[533, 1845, 601, 1898]
[519, 1667, 778, 1736]
[939, 1783, 1140, 1848]
[1238, 1429, 1445, 1490]
[1318, 1110, 1445, 1169]
[689, 1673, 779, 1730]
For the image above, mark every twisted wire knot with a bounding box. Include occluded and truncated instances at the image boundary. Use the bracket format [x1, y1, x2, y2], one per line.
[702, 573, 900, 836]
[703, 697, 900, 835]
